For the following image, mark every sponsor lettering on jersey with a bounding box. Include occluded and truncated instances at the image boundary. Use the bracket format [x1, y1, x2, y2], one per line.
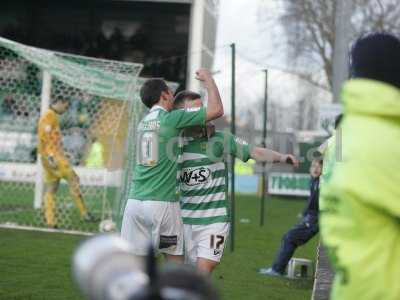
[180, 167, 211, 186]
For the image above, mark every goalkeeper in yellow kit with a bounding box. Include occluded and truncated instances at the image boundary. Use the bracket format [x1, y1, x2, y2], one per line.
[38, 97, 96, 228]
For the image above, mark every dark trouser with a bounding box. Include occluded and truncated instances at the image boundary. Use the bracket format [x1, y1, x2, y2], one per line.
[272, 214, 319, 274]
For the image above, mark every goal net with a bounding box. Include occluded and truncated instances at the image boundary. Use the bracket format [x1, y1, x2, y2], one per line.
[0, 37, 144, 233]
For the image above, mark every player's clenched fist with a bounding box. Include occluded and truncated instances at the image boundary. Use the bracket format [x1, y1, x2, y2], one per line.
[195, 68, 214, 82]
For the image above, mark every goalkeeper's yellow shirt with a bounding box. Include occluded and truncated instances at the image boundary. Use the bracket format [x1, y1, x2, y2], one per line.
[37, 108, 66, 161]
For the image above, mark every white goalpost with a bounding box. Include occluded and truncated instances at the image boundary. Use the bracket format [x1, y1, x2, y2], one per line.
[34, 70, 51, 209]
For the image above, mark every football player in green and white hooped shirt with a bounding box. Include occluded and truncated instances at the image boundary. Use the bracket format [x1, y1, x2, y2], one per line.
[173, 91, 299, 273]
[121, 69, 224, 263]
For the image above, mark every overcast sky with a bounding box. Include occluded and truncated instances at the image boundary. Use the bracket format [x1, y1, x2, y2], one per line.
[212, 0, 286, 113]
[211, 0, 331, 118]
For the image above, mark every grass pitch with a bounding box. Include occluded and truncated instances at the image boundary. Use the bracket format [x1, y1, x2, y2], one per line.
[0, 182, 118, 232]
[0, 195, 318, 300]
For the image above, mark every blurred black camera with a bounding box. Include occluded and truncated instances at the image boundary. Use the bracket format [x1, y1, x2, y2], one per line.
[73, 235, 219, 300]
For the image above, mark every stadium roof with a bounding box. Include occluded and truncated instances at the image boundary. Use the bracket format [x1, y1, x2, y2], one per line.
[117, 0, 192, 4]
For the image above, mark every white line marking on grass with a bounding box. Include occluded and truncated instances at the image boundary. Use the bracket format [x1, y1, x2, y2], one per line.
[0, 223, 94, 236]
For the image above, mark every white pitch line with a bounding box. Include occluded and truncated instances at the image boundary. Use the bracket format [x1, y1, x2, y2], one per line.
[0, 223, 94, 236]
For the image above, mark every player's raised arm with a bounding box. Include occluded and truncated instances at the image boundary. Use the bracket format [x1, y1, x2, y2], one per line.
[250, 147, 299, 167]
[195, 69, 224, 121]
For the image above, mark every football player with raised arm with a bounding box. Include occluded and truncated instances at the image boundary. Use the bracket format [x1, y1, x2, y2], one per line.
[173, 91, 299, 273]
[121, 69, 224, 263]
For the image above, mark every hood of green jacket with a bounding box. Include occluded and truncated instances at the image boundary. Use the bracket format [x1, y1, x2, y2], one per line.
[342, 79, 400, 118]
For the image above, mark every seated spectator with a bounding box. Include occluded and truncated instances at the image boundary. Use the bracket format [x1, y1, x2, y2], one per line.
[258, 159, 322, 277]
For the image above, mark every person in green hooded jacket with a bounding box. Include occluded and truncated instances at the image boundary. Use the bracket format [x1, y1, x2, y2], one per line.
[320, 32, 400, 300]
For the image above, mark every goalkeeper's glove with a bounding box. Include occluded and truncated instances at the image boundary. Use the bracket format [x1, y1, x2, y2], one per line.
[47, 155, 58, 169]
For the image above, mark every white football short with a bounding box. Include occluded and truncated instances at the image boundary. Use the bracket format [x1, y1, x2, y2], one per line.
[121, 199, 184, 256]
[184, 222, 230, 264]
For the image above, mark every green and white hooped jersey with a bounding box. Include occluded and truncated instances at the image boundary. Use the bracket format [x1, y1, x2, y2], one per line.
[129, 105, 206, 202]
[180, 131, 250, 225]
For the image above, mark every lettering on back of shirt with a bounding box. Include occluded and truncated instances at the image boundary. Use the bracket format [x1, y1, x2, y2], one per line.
[139, 120, 160, 131]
